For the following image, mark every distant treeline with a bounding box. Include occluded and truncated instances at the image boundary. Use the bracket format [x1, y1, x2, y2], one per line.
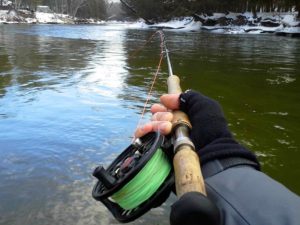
[3, 0, 299, 20]
[121, 0, 300, 22]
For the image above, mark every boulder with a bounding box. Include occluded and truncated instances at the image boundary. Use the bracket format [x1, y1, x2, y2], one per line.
[18, 9, 35, 19]
[244, 28, 263, 33]
[202, 18, 217, 26]
[261, 18, 280, 27]
[192, 14, 205, 23]
[5, 9, 25, 23]
[217, 17, 232, 26]
[74, 18, 90, 24]
[232, 15, 247, 26]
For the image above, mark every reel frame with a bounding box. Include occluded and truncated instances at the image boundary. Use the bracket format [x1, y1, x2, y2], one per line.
[92, 132, 174, 223]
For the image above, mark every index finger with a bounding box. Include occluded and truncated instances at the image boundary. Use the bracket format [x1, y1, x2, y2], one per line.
[160, 94, 180, 110]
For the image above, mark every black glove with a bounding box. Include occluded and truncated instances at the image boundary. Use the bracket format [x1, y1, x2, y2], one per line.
[179, 90, 260, 170]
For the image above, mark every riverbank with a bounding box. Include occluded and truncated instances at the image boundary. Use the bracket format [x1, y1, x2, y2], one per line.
[1, 9, 299, 36]
[0, 9, 104, 24]
[139, 12, 300, 37]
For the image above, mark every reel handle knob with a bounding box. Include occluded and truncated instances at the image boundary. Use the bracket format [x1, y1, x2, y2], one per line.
[170, 192, 220, 225]
[93, 166, 116, 189]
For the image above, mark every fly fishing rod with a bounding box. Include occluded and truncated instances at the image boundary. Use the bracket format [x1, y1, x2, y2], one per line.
[161, 31, 206, 196]
[160, 31, 220, 225]
[92, 31, 220, 225]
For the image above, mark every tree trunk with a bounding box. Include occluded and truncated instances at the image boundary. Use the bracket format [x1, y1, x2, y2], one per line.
[251, 4, 257, 18]
[71, 0, 87, 18]
[119, 0, 154, 25]
[15, 0, 21, 9]
[67, 0, 71, 15]
[296, 2, 300, 19]
[120, 0, 136, 14]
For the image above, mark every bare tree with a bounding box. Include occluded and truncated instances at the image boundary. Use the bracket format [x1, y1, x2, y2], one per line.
[120, 0, 155, 24]
[87, 0, 107, 19]
[14, 0, 23, 9]
[70, 0, 86, 17]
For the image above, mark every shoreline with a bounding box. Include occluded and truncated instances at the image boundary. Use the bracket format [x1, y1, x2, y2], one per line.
[0, 9, 105, 24]
[1, 9, 299, 37]
[144, 12, 300, 36]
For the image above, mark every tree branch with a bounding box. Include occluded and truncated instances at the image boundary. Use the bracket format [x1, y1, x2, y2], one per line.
[120, 0, 154, 25]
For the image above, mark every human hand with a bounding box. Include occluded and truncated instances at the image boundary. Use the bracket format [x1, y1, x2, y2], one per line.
[134, 94, 180, 138]
[135, 90, 259, 170]
[135, 91, 232, 150]
[179, 90, 233, 149]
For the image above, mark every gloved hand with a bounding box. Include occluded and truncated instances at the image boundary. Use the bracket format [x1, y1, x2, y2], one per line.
[135, 90, 260, 170]
[179, 90, 232, 149]
[179, 90, 259, 167]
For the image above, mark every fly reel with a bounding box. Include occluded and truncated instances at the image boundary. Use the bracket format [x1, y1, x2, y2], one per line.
[92, 132, 174, 223]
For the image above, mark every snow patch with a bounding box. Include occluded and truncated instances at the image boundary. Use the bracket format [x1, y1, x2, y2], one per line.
[281, 14, 299, 27]
[35, 12, 64, 24]
[150, 17, 201, 31]
[280, 27, 300, 33]
[127, 11, 299, 35]
[2, 0, 12, 6]
[0, 9, 23, 24]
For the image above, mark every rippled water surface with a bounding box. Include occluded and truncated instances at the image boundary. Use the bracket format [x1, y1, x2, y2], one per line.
[0, 24, 299, 225]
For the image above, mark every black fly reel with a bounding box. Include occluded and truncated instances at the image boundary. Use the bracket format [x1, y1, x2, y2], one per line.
[92, 132, 174, 223]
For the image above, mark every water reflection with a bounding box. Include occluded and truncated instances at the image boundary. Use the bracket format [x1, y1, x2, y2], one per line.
[119, 30, 169, 119]
[0, 44, 13, 97]
[79, 29, 127, 98]
[0, 27, 96, 103]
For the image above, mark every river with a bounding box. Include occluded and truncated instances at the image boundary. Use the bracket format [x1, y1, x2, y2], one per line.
[0, 24, 299, 225]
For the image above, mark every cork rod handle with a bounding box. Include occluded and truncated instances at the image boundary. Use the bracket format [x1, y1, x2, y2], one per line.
[167, 75, 206, 197]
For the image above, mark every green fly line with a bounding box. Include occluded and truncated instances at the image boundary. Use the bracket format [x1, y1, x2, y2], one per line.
[111, 148, 171, 210]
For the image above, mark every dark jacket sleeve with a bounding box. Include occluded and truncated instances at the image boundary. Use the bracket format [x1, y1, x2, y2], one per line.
[179, 90, 300, 224]
[203, 164, 300, 225]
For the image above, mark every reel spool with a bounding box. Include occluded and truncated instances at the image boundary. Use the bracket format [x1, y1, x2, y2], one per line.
[92, 132, 174, 223]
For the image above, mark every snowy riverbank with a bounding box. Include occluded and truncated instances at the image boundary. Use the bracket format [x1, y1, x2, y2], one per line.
[131, 12, 300, 37]
[0, 9, 104, 24]
[1, 9, 299, 37]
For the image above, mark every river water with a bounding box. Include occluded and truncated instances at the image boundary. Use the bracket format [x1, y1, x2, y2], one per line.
[0, 24, 299, 225]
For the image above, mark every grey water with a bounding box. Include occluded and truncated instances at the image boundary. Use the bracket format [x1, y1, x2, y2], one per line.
[0, 24, 299, 225]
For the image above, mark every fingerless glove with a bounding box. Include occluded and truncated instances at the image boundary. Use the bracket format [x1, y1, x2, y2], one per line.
[179, 90, 260, 170]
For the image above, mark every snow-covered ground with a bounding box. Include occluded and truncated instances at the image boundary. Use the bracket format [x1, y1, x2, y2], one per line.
[0, 9, 299, 36]
[35, 12, 64, 24]
[0, 10, 100, 24]
[2, 0, 12, 6]
[127, 12, 299, 35]
[0, 10, 64, 24]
